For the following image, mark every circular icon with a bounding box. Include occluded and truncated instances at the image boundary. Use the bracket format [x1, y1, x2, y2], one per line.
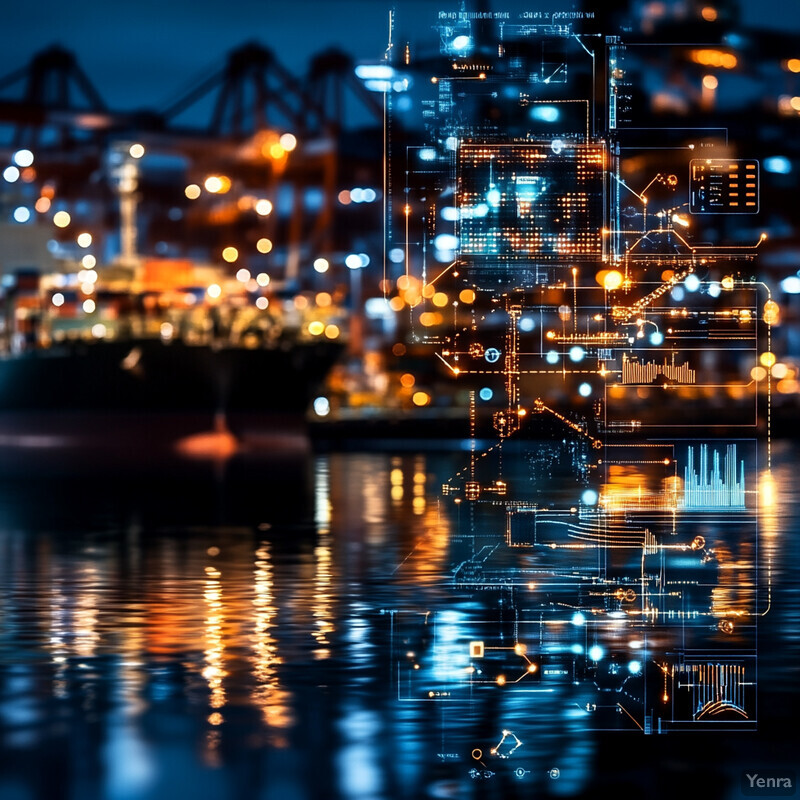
[485, 348, 501, 363]
[691, 535, 706, 551]
[548, 768, 560, 780]
[514, 768, 526, 779]
[471, 749, 483, 760]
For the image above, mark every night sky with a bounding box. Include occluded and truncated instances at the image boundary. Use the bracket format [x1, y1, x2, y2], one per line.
[1, 0, 799, 118]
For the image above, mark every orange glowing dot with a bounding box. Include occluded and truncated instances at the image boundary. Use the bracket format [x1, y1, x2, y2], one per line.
[459, 289, 476, 304]
[703, 74, 719, 90]
[701, 6, 718, 21]
[412, 391, 430, 407]
[496, 675, 506, 686]
[400, 373, 415, 388]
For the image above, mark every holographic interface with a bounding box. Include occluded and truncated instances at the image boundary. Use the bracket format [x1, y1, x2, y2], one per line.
[381, 5, 773, 783]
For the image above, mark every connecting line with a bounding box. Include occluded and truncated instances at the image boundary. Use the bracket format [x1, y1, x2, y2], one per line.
[427, 261, 457, 286]
[436, 352, 459, 374]
[490, 730, 523, 758]
[532, 398, 602, 449]
[611, 267, 694, 321]
[616, 703, 644, 731]
[612, 173, 645, 203]
[572, 34, 594, 58]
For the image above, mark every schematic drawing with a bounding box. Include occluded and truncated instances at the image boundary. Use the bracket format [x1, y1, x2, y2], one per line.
[380, 4, 773, 786]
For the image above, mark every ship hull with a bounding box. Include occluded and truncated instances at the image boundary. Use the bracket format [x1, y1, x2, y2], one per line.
[0, 339, 342, 413]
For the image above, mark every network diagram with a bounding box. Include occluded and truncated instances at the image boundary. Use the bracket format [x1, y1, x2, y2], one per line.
[381, 4, 773, 787]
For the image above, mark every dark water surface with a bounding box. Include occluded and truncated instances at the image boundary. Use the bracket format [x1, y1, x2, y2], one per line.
[0, 438, 798, 800]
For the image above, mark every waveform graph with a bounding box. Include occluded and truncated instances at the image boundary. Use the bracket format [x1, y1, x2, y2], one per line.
[681, 443, 746, 510]
[666, 658, 757, 730]
[620, 353, 696, 385]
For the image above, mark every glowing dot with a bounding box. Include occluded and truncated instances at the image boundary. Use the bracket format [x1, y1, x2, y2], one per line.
[207, 284, 222, 299]
[77, 232, 92, 248]
[703, 75, 718, 90]
[459, 289, 475, 304]
[82, 254, 97, 269]
[603, 270, 623, 290]
[701, 6, 717, 21]
[160, 322, 173, 339]
[256, 238, 273, 254]
[53, 211, 71, 228]
[628, 660, 642, 674]
[546, 350, 559, 365]
[772, 362, 788, 379]
[572, 612, 586, 626]
[588, 645, 603, 661]
[13, 207, 30, 223]
[496, 675, 506, 686]
[308, 321, 325, 336]
[324, 324, 340, 339]
[235, 268, 250, 282]
[3, 166, 19, 183]
[279, 133, 297, 152]
[185, 184, 201, 199]
[256, 273, 270, 287]
[479, 387, 493, 401]
[650, 331, 664, 345]
[760, 352, 776, 368]
[519, 316, 535, 332]
[345, 253, 362, 269]
[129, 143, 145, 159]
[255, 199, 273, 216]
[82, 299, 96, 313]
[569, 346, 585, 362]
[788, 59, 800, 73]
[52, 293, 65, 307]
[763, 300, 780, 325]
[13, 149, 34, 167]
[412, 391, 430, 407]
[452, 35, 471, 50]
[582, 489, 598, 505]
[255, 296, 269, 310]
[432, 291, 448, 308]
[578, 382, 592, 397]
[313, 258, 329, 273]
[35, 197, 51, 213]
[313, 396, 330, 416]
[269, 142, 285, 159]
[338, 190, 351, 205]
[204, 176, 223, 193]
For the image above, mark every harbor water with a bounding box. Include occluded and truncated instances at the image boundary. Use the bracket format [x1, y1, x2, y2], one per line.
[0, 438, 798, 800]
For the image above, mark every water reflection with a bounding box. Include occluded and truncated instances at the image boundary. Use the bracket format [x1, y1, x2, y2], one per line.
[0, 447, 796, 798]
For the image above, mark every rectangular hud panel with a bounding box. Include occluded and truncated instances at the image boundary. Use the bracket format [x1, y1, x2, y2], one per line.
[457, 142, 605, 263]
[689, 158, 759, 213]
